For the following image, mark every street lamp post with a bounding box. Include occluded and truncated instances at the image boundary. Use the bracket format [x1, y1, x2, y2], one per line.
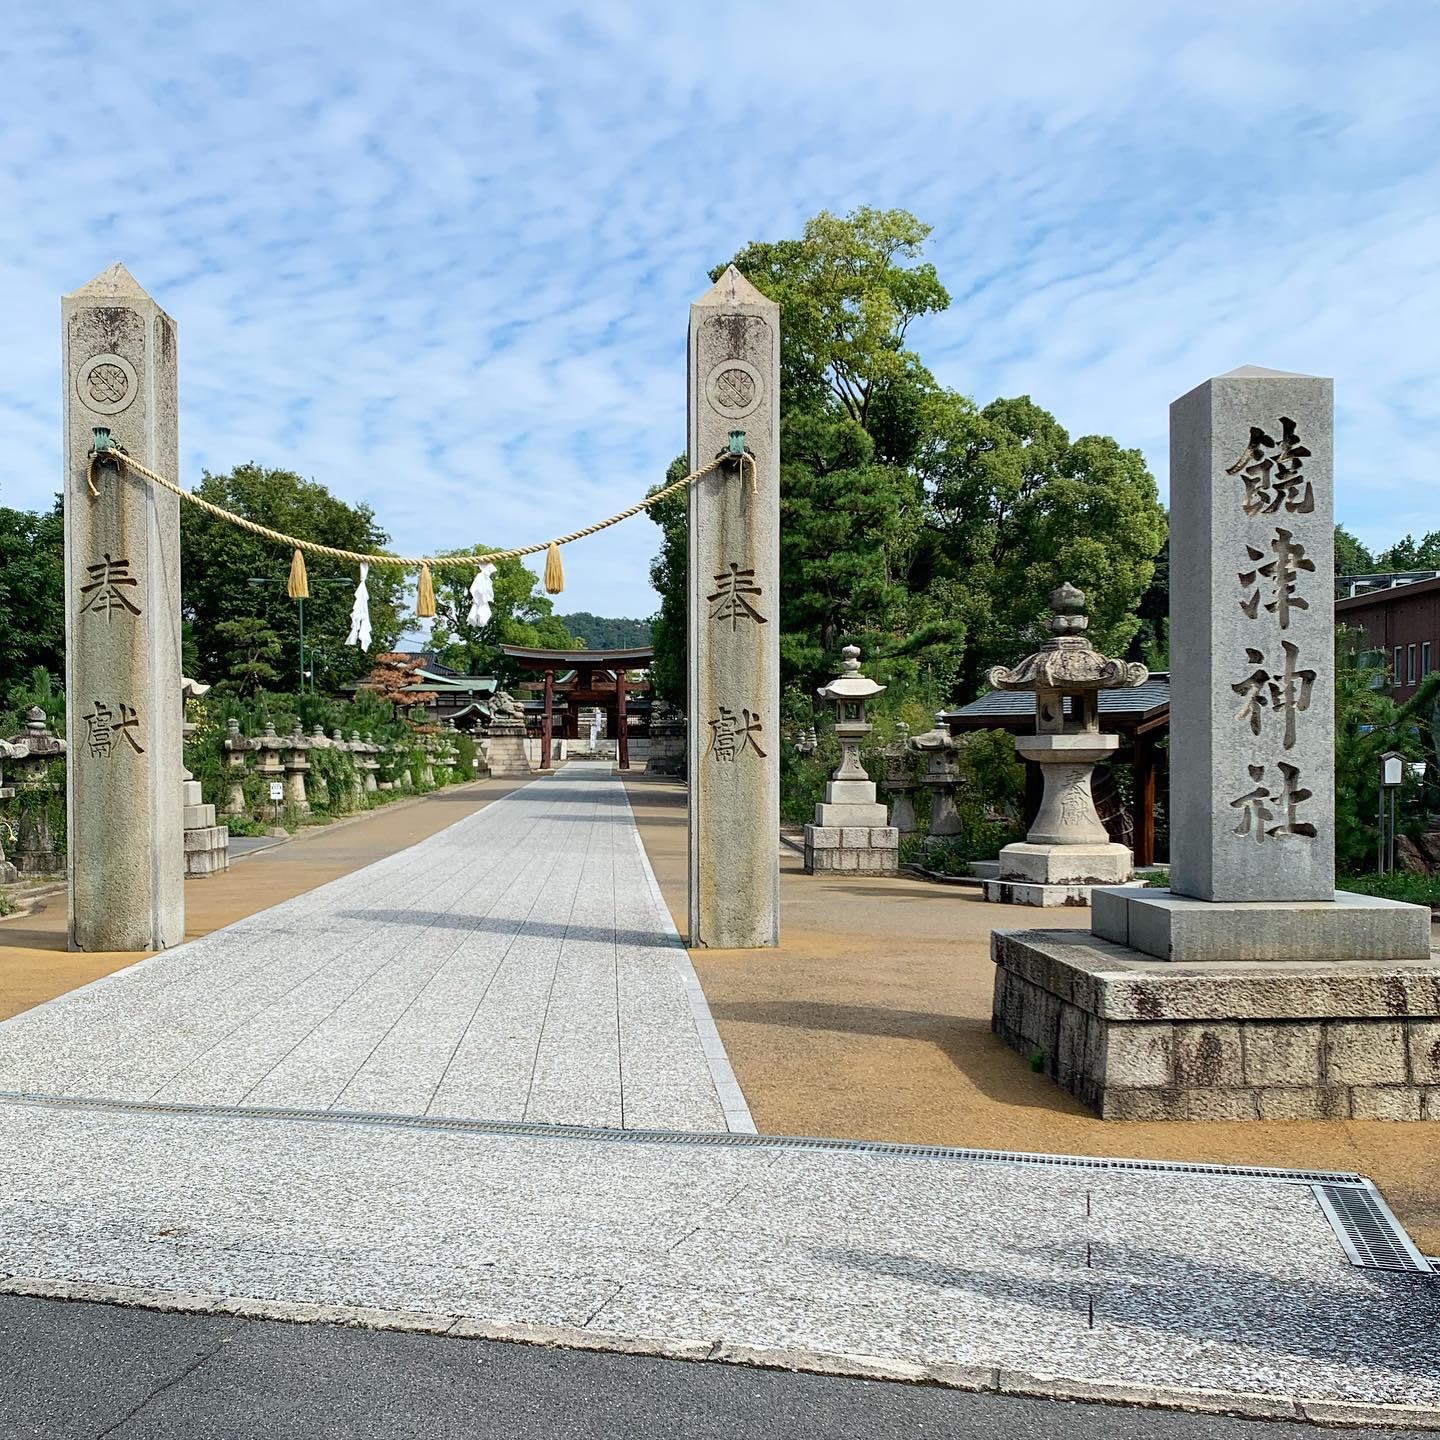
[246, 576, 350, 694]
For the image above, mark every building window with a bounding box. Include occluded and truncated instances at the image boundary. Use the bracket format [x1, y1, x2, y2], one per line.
[1408, 644, 1417, 685]
[1424, 642, 1433, 679]
[1395, 646, 1404, 685]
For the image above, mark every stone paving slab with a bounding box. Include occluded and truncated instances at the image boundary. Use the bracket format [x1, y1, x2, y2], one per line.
[0, 764, 739, 1132]
[0, 1099, 1437, 1414]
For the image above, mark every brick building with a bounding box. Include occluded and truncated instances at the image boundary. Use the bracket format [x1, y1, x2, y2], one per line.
[1335, 573, 1440, 698]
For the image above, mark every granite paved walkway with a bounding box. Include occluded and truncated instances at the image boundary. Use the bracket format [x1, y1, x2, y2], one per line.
[0, 763, 747, 1132]
[1, 1101, 1438, 1421]
[3, 765, 1438, 1423]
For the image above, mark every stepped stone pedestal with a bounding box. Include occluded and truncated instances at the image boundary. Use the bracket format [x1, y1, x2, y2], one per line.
[484, 694, 532, 779]
[180, 680, 228, 878]
[182, 776, 229, 877]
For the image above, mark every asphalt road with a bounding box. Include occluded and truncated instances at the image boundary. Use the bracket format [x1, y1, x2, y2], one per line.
[1, 1296, 1420, 1440]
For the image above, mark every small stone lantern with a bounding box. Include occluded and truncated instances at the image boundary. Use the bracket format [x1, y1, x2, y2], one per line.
[803, 646, 898, 876]
[983, 582, 1147, 905]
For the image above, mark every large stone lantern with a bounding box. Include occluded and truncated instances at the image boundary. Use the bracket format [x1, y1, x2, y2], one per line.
[983, 582, 1147, 905]
[803, 646, 898, 876]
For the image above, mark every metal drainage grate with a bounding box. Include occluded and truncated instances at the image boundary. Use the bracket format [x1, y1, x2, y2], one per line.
[1314, 1183, 1433, 1273]
[0, 1088, 1368, 1185]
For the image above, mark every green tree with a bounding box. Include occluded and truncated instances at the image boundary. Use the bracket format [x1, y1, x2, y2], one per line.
[0, 498, 64, 705]
[427, 545, 580, 685]
[1334, 525, 1373, 577]
[647, 465, 688, 707]
[726, 206, 950, 421]
[927, 395, 1167, 695]
[1374, 530, 1440, 572]
[213, 616, 283, 695]
[180, 465, 405, 694]
[648, 207, 1165, 716]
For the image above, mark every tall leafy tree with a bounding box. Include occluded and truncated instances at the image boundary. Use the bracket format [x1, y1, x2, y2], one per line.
[427, 544, 580, 686]
[180, 465, 406, 694]
[0, 497, 65, 705]
[647, 465, 688, 707]
[1334, 524, 1374, 577]
[1374, 530, 1440, 571]
[648, 206, 1165, 712]
[926, 395, 1167, 695]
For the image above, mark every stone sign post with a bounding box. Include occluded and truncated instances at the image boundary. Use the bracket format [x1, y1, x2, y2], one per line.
[687, 267, 780, 948]
[63, 264, 184, 951]
[1170, 366, 1335, 902]
[990, 365, 1436, 1122]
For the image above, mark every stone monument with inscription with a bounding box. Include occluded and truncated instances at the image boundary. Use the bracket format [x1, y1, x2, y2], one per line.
[687, 267, 780, 948]
[63, 265, 184, 951]
[991, 367, 1439, 1121]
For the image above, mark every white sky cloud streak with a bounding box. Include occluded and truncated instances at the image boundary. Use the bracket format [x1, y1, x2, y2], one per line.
[1, 1, 1436, 616]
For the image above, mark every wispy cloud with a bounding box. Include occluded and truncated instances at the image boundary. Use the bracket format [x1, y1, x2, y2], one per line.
[2, 1, 1437, 618]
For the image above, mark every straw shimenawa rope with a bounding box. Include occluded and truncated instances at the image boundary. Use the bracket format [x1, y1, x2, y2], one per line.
[85, 448, 752, 582]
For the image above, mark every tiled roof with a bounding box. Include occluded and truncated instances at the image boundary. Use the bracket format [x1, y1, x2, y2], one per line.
[943, 673, 1170, 723]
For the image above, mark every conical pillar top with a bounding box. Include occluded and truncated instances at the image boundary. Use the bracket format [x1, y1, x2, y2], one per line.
[64, 262, 151, 302]
[693, 264, 775, 310]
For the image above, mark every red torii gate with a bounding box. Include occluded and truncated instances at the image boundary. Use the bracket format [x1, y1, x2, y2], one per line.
[499, 644, 653, 771]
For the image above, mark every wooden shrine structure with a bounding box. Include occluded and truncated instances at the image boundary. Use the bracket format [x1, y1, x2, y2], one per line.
[500, 644, 654, 771]
[941, 673, 1170, 866]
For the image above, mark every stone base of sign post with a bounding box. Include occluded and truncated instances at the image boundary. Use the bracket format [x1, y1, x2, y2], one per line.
[1091, 886, 1431, 962]
[992, 929, 1440, 1120]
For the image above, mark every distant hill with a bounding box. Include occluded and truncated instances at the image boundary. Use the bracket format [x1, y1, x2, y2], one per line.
[559, 613, 652, 650]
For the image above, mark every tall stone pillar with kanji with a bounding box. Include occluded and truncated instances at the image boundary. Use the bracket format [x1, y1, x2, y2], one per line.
[687, 267, 780, 947]
[63, 264, 184, 951]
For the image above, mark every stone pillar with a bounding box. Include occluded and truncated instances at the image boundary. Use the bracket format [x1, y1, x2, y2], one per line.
[63, 264, 183, 951]
[340, 730, 365, 807]
[540, 669, 555, 770]
[10, 709, 68, 876]
[308, 727, 332, 807]
[616, 673, 629, 770]
[912, 720, 962, 843]
[1170, 367, 1335, 903]
[687, 266, 780, 948]
[0, 740, 20, 884]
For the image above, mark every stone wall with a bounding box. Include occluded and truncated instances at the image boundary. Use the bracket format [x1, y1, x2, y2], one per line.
[992, 929, 1440, 1121]
[805, 825, 898, 875]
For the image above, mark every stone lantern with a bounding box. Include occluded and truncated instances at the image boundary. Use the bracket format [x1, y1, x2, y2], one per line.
[983, 581, 1147, 905]
[7, 708, 67, 876]
[803, 646, 898, 876]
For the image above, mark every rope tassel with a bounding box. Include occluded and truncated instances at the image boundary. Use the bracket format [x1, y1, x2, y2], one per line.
[287, 548, 309, 600]
[544, 541, 564, 595]
[416, 562, 436, 618]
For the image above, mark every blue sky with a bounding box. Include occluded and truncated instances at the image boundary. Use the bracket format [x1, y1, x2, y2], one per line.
[3, 2, 1438, 618]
